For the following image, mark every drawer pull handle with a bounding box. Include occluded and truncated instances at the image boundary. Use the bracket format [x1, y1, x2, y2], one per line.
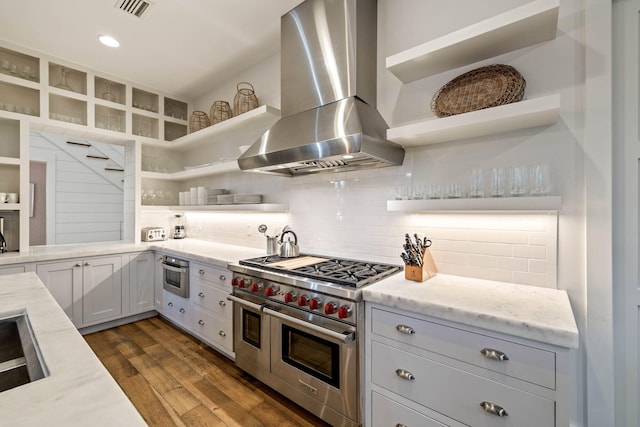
[219, 275, 226, 281]
[198, 319, 205, 326]
[179, 308, 186, 313]
[219, 330, 226, 337]
[219, 300, 226, 306]
[480, 401, 508, 417]
[396, 324, 415, 335]
[480, 348, 509, 361]
[199, 269, 205, 275]
[395, 369, 415, 381]
[198, 292, 205, 298]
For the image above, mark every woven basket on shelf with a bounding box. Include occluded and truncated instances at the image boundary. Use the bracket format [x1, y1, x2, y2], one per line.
[430, 64, 526, 118]
[210, 100, 233, 124]
[234, 82, 259, 116]
[189, 111, 210, 132]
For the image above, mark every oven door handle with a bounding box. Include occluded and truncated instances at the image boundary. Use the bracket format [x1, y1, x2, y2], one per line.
[162, 263, 188, 273]
[227, 294, 264, 311]
[263, 307, 355, 344]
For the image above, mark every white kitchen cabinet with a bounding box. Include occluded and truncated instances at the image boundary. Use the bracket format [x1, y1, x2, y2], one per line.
[154, 254, 164, 312]
[162, 290, 190, 327]
[0, 264, 30, 275]
[188, 261, 234, 358]
[128, 252, 155, 315]
[36, 255, 124, 327]
[365, 303, 571, 426]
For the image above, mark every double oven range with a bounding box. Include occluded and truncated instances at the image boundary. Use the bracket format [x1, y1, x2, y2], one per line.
[228, 254, 401, 427]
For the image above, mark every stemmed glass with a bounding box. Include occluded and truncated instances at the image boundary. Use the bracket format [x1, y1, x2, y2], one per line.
[55, 66, 74, 92]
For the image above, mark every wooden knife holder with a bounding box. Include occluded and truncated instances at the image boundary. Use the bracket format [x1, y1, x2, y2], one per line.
[405, 248, 438, 282]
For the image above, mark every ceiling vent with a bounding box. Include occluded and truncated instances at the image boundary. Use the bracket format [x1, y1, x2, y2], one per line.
[114, 0, 152, 18]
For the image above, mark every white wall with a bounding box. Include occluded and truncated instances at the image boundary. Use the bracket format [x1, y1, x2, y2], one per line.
[30, 133, 125, 244]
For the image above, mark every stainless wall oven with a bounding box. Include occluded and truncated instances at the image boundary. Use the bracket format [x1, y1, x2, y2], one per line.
[162, 255, 189, 298]
[228, 254, 401, 427]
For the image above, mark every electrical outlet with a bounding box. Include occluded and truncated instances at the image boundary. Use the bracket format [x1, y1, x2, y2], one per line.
[246, 224, 252, 236]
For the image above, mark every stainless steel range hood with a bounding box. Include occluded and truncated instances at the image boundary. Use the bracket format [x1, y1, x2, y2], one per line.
[237, 0, 405, 176]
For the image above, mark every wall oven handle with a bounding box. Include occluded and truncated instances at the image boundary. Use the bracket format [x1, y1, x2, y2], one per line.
[263, 307, 355, 344]
[162, 263, 188, 273]
[227, 294, 264, 311]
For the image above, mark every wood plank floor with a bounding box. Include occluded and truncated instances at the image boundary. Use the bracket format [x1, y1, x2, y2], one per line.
[84, 316, 331, 427]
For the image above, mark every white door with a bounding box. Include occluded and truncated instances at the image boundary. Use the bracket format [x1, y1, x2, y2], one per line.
[613, 0, 640, 425]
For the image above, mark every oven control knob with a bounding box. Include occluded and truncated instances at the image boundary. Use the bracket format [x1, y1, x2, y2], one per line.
[284, 291, 297, 303]
[238, 279, 247, 288]
[338, 305, 352, 319]
[309, 298, 322, 310]
[250, 282, 263, 293]
[231, 277, 239, 287]
[265, 286, 279, 297]
[297, 295, 309, 307]
[324, 302, 338, 315]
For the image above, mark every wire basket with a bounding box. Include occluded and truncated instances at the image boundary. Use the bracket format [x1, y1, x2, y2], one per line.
[234, 82, 259, 117]
[431, 64, 526, 118]
[189, 111, 210, 133]
[210, 100, 233, 124]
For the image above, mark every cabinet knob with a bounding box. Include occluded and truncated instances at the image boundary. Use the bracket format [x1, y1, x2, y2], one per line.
[218, 300, 226, 307]
[198, 292, 205, 298]
[199, 269, 205, 275]
[219, 275, 226, 281]
[84, 262, 90, 266]
[168, 302, 174, 307]
[480, 401, 508, 417]
[396, 324, 415, 335]
[179, 308, 185, 313]
[219, 330, 226, 337]
[395, 369, 415, 381]
[395, 424, 408, 427]
[480, 348, 509, 361]
[198, 319, 205, 326]
[75, 263, 82, 267]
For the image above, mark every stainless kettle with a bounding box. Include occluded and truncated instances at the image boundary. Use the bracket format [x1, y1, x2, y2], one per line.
[279, 230, 300, 258]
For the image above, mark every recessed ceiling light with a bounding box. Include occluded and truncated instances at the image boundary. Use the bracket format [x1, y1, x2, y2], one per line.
[99, 35, 120, 48]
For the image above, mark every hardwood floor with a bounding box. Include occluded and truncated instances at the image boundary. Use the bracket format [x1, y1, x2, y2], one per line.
[84, 316, 331, 427]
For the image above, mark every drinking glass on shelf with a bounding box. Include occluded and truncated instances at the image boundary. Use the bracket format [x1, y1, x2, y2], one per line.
[411, 185, 425, 200]
[394, 185, 409, 200]
[426, 183, 442, 199]
[490, 167, 506, 197]
[470, 168, 484, 198]
[510, 165, 528, 197]
[530, 164, 551, 196]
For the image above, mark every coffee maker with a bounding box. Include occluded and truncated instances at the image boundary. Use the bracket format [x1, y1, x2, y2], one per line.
[173, 214, 186, 239]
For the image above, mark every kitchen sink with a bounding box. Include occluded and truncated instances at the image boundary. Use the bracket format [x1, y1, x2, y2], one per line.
[0, 312, 48, 392]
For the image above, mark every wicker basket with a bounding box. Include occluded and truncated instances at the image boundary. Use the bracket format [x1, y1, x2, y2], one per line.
[210, 100, 233, 124]
[234, 82, 259, 117]
[431, 64, 526, 118]
[189, 111, 210, 132]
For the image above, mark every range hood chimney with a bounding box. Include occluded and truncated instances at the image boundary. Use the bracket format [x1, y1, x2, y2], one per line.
[237, 0, 405, 176]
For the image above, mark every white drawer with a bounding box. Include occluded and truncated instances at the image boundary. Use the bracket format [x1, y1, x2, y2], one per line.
[163, 291, 191, 327]
[371, 340, 555, 427]
[371, 307, 556, 389]
[191, 305, 234, 352]
[191, 280, 232, 321]
[371, 391, 451, 427]
[191, 262, 230, 288]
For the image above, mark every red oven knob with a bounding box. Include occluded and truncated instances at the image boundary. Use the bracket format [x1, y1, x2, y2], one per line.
[231, 277, 239, 287]
[284, 291, 297, 303]
[338, 305, 352, 319]
[265, 286, 278, 297]
[297, 295, 309, 306]
[309, 298, 322, 310]
[250, 282, 263, 293]
[324, 302, 338, 315]
[238, 279, 246, 288]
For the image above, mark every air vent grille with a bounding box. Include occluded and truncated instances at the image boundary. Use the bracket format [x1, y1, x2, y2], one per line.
[115, 0, 152, 18]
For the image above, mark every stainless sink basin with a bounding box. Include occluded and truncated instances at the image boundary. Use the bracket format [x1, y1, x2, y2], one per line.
[0, 312, 48, 392]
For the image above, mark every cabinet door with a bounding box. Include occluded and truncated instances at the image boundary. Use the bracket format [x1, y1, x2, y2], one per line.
[128, 252, 155, 314]
[82, 255, 123, 324]
[36, 260, 83, 326]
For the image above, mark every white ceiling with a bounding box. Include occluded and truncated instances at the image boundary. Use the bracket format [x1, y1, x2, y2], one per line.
[0, 0, 303, 100]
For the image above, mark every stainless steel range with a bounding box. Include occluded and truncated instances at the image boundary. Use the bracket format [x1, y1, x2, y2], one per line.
[228, 254, 401, 427]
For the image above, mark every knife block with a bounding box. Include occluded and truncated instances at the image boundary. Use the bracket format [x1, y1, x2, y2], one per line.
[405, 248, 438, 282]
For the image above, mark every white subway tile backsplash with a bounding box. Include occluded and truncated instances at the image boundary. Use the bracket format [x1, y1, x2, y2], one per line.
[512, 271, 548, 288]
[495, 257, 529, 272]
[482, 243, 513, 256]
[467, 254, 498, 269]
[453, 241, 482, 254]
[513, 245, 547, 260]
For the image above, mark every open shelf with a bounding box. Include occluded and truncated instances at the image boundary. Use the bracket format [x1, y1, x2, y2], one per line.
[0, 203, 20, 211]
[142, 105, 280, 150]
[142, 203, 289, 213]
[0, 157, 19, 166]
[386, 0, 559, 83]
[141, 161, 240, 181]
[387, 94, 560, 146]
[387, 196, 561, 212]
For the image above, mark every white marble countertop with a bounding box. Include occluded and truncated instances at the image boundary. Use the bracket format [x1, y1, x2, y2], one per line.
[364, 273, 579, 349]
[0, 272, 146, 426]
[0, 239, 266, 269]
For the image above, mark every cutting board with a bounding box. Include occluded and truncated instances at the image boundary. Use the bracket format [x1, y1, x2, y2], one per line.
[267, 256, 328, 270]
